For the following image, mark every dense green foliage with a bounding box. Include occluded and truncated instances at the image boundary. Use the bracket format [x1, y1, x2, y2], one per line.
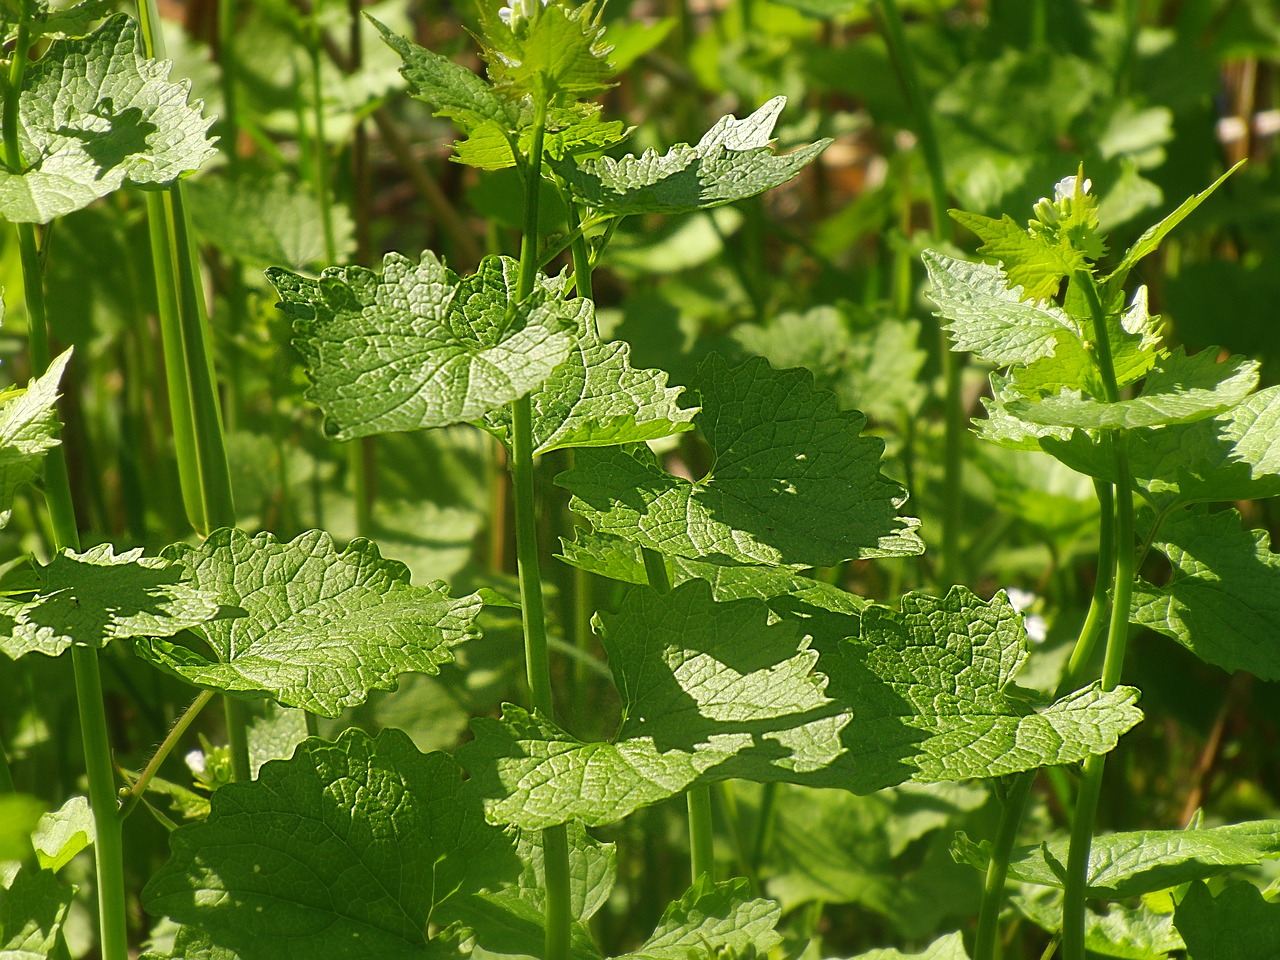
[0, 1, 1278, 959]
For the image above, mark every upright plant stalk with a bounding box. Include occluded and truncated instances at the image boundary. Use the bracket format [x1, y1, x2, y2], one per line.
[1061, 272, 1136, 960]
[640, 547, 716, 883]
[509, 85, 572, 960]
[135, 0, 247, 782]
[875, 0, 963, 586]
[3, 12, 128, 958]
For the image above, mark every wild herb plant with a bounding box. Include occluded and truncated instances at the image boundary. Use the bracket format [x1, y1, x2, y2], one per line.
[0, 2, 1278, 960]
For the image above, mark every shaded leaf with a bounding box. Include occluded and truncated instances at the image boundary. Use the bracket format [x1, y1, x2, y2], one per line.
[461, 584, 1141, 830]
[0, 795, 45, 862]
[135, 528, 482, 717]
[0, 14, 216, 223]
[1012, 888, 1182, 960]
[560, 355, 922, 568]
[617, 877, 782, 960]
[144, 729, 523, 960]
[554, 97, 830, 215]
[1173, 881, 1280, 960]
[0, 543, 219, 660]
[835, 932, 971, 960]
[1131, 507, 1280, 680]
[269, 252, 580, 440]
[31, 797, 93, 874]
[0, 865, 73, 960]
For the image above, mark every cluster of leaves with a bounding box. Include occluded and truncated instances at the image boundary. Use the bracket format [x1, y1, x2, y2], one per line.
[1, 1, 1278, 960]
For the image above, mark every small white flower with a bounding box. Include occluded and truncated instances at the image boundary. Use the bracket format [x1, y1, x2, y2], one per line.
[498, 0, 546, 26]
[1005, 587, 1035, 612]
[1053, 175, 1092, 201]
[184, 749, 207, 776]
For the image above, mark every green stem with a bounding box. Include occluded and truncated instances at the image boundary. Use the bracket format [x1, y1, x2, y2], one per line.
[119, 690, 215, 821]
[875, 0, 962, 587]
[509, 89, 571, 960]
[6, 11, 127, 957]
[1064, 481, 1115, 690]
[750, 780, 778, 877]
[1062, 274, 1137, 960]
[217, 0, 241, 168]
[973, 772, 1036, 960]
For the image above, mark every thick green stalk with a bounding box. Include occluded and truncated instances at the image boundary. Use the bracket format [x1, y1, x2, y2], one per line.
[5, 13, 128, 958]
[1062, 273, 1137, 960]
[136, 0, 245, 782]
[509, 89, 571, 960]
[973, 772, 1035, 960]
[875, 0, 963, 586]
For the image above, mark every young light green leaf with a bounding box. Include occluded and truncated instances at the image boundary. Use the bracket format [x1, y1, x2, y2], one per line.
[616, 877, 782, 960]
[1131, 507, 1280, 680]
[269, 252, 580, 440]
[554, 97, 830, 215]
[1007, 347, 1259, 430]
[479, 3, 615, 98]
[143, 729, 523, 960]
[452, 100, 628, 170]
[955, 819, 1280, 898]
[0, 350, 69, 529]
[0, 794, 45, 861]
[560, 355, 923, 568]
[134, 528, 483, 717]
[482, 303, 697, 455]
[834, 932, 971, 960]
[923, 252, 1088, 369]
[371, 16, 514, 132]
[1173, 881, 1280, 960]
[949, 209, 1085, 301]
[32, 796, 94, 873]
[460, 585, 1140, 830]
[1107, 161, 1245, 286]
[0, 14, 217, 223]
[1044, 386, 1280, 508]
[0, 543, 220, 660]
[0, 865, 73, 959]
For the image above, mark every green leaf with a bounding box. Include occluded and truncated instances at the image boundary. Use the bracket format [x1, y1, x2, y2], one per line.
[763, 783, 986, 936]
[1107, 161, 1245, 286]
[139, 924, 239, 960]
[0, 544, 220, 660]
[949, 210, 1084, 301]
[558, 528, 868, 616]
[270, 252, 580, 440]
[1173, 882, 1280, 960]
[31, 797, 93, 874]
[1007, 347, 1259, 430]
[1012, 888, 1183, 960]
[186, 170, 356, 270]
[479, 3, 615, 99]
[0, 14, 217, 223]
[923, 252, 1089, 369]
[835, 932, 971, 960]
[143, 729, 523, 960]
[451, 101, 628, 170]
[616, 877, 782, 960]
[0, 795, 45, 861]
[0, 350, 69, 529]
[134, 528, 483, 717]
[560, 355, 923, 568]
[482, 303, 697, 455]
[0, 865, 73, 960]
[2, 0, 117, 42]
[1043, 386, 1280, 508]
[1131, 507, 1280, 680]
[371, 15, 513, 133]
[511, 822, 615, 924]
[955, 819, 1280, 898]
[554, 97, 830, 215]
[460, 584, 1141, 830]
